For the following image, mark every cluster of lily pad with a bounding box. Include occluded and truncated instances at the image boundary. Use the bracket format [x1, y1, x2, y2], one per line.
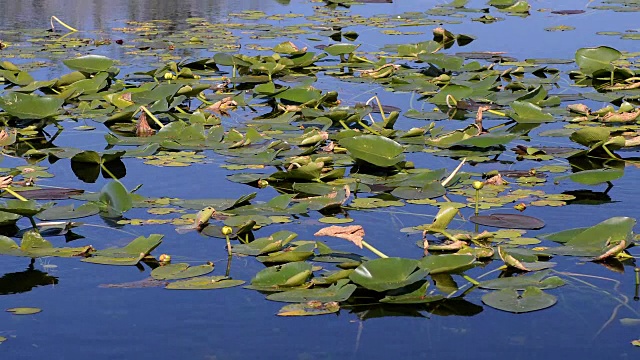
[0, 0, 639, 323]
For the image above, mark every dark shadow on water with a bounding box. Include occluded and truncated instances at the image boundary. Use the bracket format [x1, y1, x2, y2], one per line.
[0, 260, 58, 295]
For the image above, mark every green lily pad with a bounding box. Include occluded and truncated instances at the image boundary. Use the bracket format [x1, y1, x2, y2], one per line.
[248, 261, 313, 290]
[470, 213, 545, 229]
[419, 254, 477, 274]
[479, 270, 565, 290]
[63, 55, 115, 73]
[380, 281, 444, 304]
[166, 276, 245, 290]
[349, 257, 429, 292]
[151, 263, 214, 280]
[340, 135, 405, 167]
[555, 168, 623, 186]
[36, 203, 100, 221]
[482, 286, 557, 313]
[266, 279, 356, 303]
[99, 181, 133, 215]
[82, 234, 163, 266]
[6, 307, 42, 315]
[277, 301, 340, 316]
[0, 92, 64, 119]
[575, 46, 621, 76]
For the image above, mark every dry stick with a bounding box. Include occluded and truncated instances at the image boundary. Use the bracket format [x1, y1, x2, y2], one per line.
[441, 158, 466, 187]
[50, 16, 78, 32]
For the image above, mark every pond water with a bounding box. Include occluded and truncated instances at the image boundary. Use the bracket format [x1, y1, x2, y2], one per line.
[1, 0, 640, 359]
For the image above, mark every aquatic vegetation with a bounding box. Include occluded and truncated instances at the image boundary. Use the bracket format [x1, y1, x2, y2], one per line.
[0, 2, 639, 352]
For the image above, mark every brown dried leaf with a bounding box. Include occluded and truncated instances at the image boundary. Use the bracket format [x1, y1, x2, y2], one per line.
[314, 225, 365, 248]
[485, 174, 505, 186]
[593, 239, 626, 261]
[136, 111, 155, 137]
[624, 135, 640, 147]
[601, 109, 640, 123]
[0, 175, 13, 189]
[206, 97, 237, 114]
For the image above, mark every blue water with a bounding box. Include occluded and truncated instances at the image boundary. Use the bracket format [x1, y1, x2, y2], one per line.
[1, 0, 639, 359]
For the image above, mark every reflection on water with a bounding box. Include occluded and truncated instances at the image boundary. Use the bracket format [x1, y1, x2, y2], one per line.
[0, 0, 277, 31]
[0, 260, 58, 295]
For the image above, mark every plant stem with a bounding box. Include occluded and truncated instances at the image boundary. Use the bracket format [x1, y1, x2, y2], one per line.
[51, 16, 78, 32]
[361, 240, 388, 258]
[474, 189, 480, 216]
[462, 274, 480, 286]
[225, 235, 232, 257]
[3, 187, 28, 201]
[139, 106, 164, 128]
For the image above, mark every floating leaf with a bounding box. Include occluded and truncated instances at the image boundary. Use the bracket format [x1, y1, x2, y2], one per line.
[166, 276, 244, 290]
[555, 168, 623, 186]
[482, 287, 557, 313]
[151, 263, 214, 280]
[419, 254, 477, 274]
[6, 307, 42, 315]
[575, 46, 621, 76]
[479, 270, 565, 290]
[0, 92, 63, 119]
[349, 258, 428, 292]
[340, 135, 405, 167]
[63, 55, 114, 73]
[266, 279, 356, 303]
[277, 301, 340, 316]
[470, 213, 545, 229]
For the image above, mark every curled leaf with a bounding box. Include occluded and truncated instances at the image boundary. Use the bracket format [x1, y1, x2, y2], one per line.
[314, 225, 364, 248]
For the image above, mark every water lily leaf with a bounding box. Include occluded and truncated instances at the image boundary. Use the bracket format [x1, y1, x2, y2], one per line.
[0, 199, 48, 217]
[324, 43, 359, 56]
[479, 270, 565, 290]
[349, 257, 429, 292]
[575, 46, 621, 76]
[166, 276, 244, 290]
[482, 287, 557, 313]
[277, 301, 340, 316]
[541, 217, 634, 256]
[266, 279, 356, 303]
[256, 243, 316, 264]
[510, 101, 554, 123]
[470, 213, 545, 229]
[248, 261, 313, 290]
[36, 203, 100, 221]
[99, 181, 133, 215]
[430, 84, 472, 105]
[232, 230, 297, 256]
[391, 182, 446, 200]
[82, 234, 163, 266]
[151, 263, 214, 280]
[6, 307, 42, 315]
[340, 135, 405, 167]
[555, 168, 623, 186]
[0, 92, 63, 119]
[63, 55, 114, 73]
[380, 281, 444, 304]
[419, 254, 477, 274]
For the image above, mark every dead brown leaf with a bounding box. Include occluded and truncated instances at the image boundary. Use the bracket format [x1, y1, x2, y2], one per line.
[136, 111, 155, 137]
[0, 175, 13, 189]
[485, 174, 505, 186]
[314, 225, 364, 248]
[206, 97, 237, 114]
